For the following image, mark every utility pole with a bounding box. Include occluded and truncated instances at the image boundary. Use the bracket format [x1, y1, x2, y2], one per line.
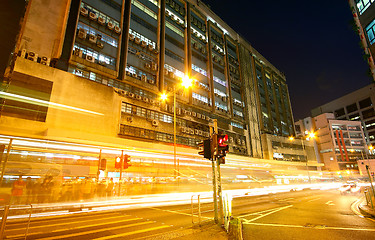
[209, 119, 218, 223]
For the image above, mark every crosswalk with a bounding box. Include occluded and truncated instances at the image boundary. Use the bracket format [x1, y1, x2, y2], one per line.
[4, 211, 173, 240]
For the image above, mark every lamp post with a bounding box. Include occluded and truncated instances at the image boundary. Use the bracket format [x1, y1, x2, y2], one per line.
[160, 75, 193, 179]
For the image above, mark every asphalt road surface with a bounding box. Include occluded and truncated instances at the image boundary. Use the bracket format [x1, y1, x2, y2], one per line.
[234, 189, 375, 240]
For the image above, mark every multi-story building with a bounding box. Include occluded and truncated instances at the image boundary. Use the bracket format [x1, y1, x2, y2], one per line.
[296, 113, 368, 172]
[0, 0, 298, 183]
[311, 83, 375, 147]
[349, 0, 375, 80]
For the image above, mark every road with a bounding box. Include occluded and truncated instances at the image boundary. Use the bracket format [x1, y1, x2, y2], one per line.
[2, 188, 374, 239]
[233, 189, 375, 240]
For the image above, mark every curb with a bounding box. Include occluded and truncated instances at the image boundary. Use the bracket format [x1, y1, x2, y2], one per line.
[358, 203, 375, 218]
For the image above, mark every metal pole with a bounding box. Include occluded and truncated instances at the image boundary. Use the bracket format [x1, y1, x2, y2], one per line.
[302, 139, 311, 183]
[0, 205, 10, 240]
[96, 149, 102, 183]
[0, 139, 13, 185]
[366, 165, 375, 202]
[212, 157, 218, 223]
[173, 88, 177, 179]
[119, 150, 124, 196]
[24, 204, 33, 240]
[198, 195, 201, 226]
[216, 157, 223, 225]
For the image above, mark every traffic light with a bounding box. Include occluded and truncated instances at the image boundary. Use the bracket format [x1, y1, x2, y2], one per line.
[123, 154, 131, 169]
[198, 139, 212, 159]
[100, 158, 107, 170]
[115, 156, 121, 169]
[217, 134, 229, 158]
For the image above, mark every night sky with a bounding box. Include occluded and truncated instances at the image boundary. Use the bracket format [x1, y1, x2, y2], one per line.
[202, 0, 372, 120]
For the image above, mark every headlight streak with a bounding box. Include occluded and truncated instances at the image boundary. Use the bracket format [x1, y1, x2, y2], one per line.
[0, 91, 104, 116]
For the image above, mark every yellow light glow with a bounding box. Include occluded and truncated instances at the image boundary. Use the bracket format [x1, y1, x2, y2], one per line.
[308, 132, 316, 139]
[369, 145, 374, 151]
[181, 75, 193, 89]
[160, 92, 168, 101]
[288, 136, 294, 141]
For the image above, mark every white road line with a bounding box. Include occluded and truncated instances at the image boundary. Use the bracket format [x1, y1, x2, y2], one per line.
[6, 215, 128, 232]
[148, 207, 213, 220]
[243, 222, 375, 231]
[6, 217, 141, 239]
[38, 221, 154, 240]
[93, 225, 170, 240]
[241, 205, 293, 223]
[325, 201, 335, 206]
[307, 197, 321, 202]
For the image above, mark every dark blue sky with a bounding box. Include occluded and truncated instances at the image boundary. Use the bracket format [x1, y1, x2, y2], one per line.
[202, 0, 372, 120]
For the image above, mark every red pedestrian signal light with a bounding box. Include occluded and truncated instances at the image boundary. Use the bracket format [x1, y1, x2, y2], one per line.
[115, 156, 121, 169]
[198, 139, 212, 159]
[217, 134, 229, 159]
[100, 158, 107, 170]
[123, 154, 131, 169]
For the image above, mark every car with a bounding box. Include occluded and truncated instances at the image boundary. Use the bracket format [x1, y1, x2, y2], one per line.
[339, 183, 361, 195]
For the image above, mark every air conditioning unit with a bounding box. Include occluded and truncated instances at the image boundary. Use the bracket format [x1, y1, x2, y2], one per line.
[222, 96, 226, 102]
[126, 71, 131, 76]
[40, 56, 50, 66]
[114, 26, 121, 34]
[78, 28, 87, 39]
[27, 51, 38, 62]
[88, 34, 97, 44]
[80, 7, 88, 16]
[135, 37, 141, 44]
[148, 44, 154, 51]
[145, 63, 151, 69]
[149, 99, 156, 105]
[141, 75, 147, 82]
[85, 55, 95, 63]
[200, 47, 206, 54]
[97, 42, 104, 49]
[236, 139, 241, 145]
[142, 96, 149, 103]
[151, 62, 158, 71]
[129, 34, 135, 41]
[197, 113, 201, 119]
[198, 130, 203, 136]
[132, 73, 138, 79]
[176, 108, 181, 115]
[167, 135, 173, 140]
[180, 127, 186, 133]
[89, 12, 98, 21]
[192, 112, 197, 117]
[186, 111, 191, 116]
[98, 16, 106, 25]
[206, 116, 210, 121]
[107, 22, 114, 30]
[141, 41, 147, 48]
[153, 49, 159, 54]
[128, 92, 135, 98]
[19, 49, 27, 58]
[193, 42, 199, 50]
[168, 71, 175, 79]
[73, 48, 83, 58]
[194, 129, 199, 135]
[148, 79, 155, 84]
[167, 87, 173, 92]
[189, 128, 195, 135]
[201, 115, 206, 120]
[135, 95, 142, 101]
[229, 137, 234, 143]
[241, 140, 245, 146]
[126, 116, 133, 122]
[151, 119, 159, 127]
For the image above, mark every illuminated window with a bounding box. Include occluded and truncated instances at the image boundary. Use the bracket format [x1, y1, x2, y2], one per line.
[357, 0, 372, 15]
[192, 64, 207, 77]
[366, 18, 375, 45]
[77, 22, 118, 48]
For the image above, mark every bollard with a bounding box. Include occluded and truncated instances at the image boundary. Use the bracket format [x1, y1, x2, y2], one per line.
[0, 205, 10, 240]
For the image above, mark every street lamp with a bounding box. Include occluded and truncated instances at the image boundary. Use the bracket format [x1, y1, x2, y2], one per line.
[160, 75, 193, 179]
[289, 132, 315, 183]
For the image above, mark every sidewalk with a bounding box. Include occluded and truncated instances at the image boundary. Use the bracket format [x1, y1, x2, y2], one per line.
[358, 198, 375, 218]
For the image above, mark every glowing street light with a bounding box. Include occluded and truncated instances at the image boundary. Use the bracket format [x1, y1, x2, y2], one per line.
[160, 75, 194, 179]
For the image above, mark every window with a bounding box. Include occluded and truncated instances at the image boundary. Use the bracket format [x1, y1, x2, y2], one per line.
[357, 0, 372, 15]
[362, 108, 375, 119]
[334, 108, 345, 117]
[359, 97, 372, 109]
[346, 103, 358, 113]
[349, 113, 360, 121]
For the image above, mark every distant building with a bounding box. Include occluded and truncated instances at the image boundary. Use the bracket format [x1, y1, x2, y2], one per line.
[296, 113, 369, 172]
[311, 83, 375, 147]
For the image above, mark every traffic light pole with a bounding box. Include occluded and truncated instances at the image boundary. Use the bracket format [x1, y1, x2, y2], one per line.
[216, 156, 224, 225]
[210, 121, 218, 223]
[119, 150, 124, 196]
[96, 149, 102, 183]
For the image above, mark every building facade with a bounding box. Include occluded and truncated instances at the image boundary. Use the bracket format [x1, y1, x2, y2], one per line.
[0, 0, 298, 181]
[311, 83, 375, 147]
[296, 113, 368, 172]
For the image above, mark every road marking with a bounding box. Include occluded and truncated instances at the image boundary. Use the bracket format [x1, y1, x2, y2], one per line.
[279, 198, 294, 202]
[38, 221, 154, 240]
[6, 215, 128, 232]
[6, 217, 141, 239]
[240, 205, 293, 223]
[93, 225, 170, 239]
[243, 222, 375, 231]
[148, 207, 213, 220]
[325, 201, 335, 206]
[307, 197, 321, 202]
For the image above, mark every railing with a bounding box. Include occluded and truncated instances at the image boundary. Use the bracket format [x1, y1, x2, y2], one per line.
[364, 187, 375, 209]
[0, 204, 33, 240]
